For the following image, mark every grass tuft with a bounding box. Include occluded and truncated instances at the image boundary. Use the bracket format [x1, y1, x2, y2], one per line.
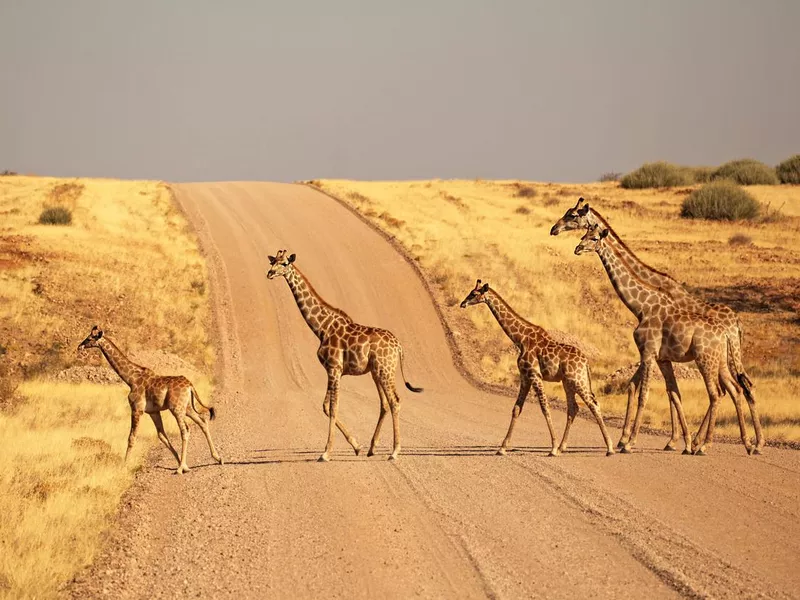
[38, 206, 72, 225]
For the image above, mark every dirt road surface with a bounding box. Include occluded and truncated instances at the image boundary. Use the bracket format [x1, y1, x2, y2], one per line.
[69, 183, 800, 599]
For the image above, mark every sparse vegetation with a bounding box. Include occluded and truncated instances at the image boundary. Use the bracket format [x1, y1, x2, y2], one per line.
[599, 172, 622, 183]
[1, 170, 18, 176]
[514, 205, 531, 215]
[712, 159, 779, 186]
[0, 176, 212, 598]
[38, 206, 72, 225]
[513, 184, 537, 198]
[776, 154, 800, 184]
[680, 181, 760, 220]
[620, 161, 693, 189]
[728, 233, 752, 246]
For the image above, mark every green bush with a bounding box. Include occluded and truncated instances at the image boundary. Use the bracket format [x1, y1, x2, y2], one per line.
[38, 206, 72, 225]
[776, 154, 800, 184]
[620, 161, 692, 189]
[711, 159, 778, 185]
[680, 181, 760, 221]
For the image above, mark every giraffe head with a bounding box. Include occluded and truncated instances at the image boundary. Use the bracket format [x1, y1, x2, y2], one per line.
[460, 279, 490, 308]
[266, 249, 296, 279]
[550, 197, 591, 235]
[574, 222, 609, 255]
[78, 325, 104, 351]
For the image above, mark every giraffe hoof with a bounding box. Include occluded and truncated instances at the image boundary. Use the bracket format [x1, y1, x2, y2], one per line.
[751, 447, 763, 456]
[606, 450, 615, 457]
[388, 454, 399, 461]
[175, 465, 190, 475]
[663, 444, 677, 452]
[367, 448, 376, 457]
[496, 448, 507, 456]
[682, 449, 692, 455]
[354, 446, 362, 456]
[694, 449, 706, 456]
[216, 456, 224, 465]
[548, 450, 559, 457]
[317, 454, 330, 463]
[620, 447, 632, 454]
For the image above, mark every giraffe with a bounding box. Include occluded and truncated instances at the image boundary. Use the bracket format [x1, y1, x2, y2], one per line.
[551, 198, 763, 454]
[574, 224, 754, 455]
[266, 249, 423, 461]
[77, 326, 223, 474]
[460, 280, 615, 456]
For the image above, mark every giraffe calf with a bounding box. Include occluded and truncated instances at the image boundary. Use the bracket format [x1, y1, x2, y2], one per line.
[78, 326, 223, 474]
[460, 281, 615, 457]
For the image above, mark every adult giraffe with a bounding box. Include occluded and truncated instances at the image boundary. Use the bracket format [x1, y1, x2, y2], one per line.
[266, 249, 423, 461]
[551, 198, 763, 454]
[575, 223, 760, 455]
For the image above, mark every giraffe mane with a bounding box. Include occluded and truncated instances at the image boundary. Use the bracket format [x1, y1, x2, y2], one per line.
[591, 210, 680, 285]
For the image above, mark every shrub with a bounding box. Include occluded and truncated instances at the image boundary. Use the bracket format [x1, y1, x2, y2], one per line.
[620, 161, 692, 189]
[776, 154, 800, 184]
[683, 166, 714, 183]
[680, 181, 760, 221]
[38, 206, 72, 225]
[512, 184, 537, 198]
[1, 170, 18, 176]
[514, 205, 531, 215]
[728, 233, 752, 246]
[599, 172, 622, 182]
[712, 159, 778, 185]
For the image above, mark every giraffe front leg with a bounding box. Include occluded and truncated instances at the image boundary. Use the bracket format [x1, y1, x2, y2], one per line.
[149, 412, 179, 463]
[624, 355, 655, 454]
[720, 375, 752, 454]
[387, 385, 402, 461]
[124, 410, 142, 463]
[319, 370, 342, 462]
[171, 410, 191, 474]
[618, 364, 642, 448]
[531, 376, 558, 456]
[497, 376, 531, 455]
[557, 384, 579, 455]
[368, 381, 389, 457]
[694, 359, 722, 456]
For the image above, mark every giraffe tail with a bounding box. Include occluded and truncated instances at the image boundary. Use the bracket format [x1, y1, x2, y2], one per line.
[190, 387, 216, 420]
[399, 348, 423, 394]
[726, 328, 754, 403]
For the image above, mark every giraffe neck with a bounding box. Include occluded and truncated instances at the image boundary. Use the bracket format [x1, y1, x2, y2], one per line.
[97, 337, 145, 387]
[483, 289, 538, 350]
[591, 210, 693, 302]
[594, 240, 652, 320]
[283, 267, 352, 341]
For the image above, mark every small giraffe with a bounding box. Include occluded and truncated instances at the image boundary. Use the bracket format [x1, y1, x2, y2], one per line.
[550, 197, 762, 453]
[575, 224, 752, 455]
[266, 249, 423, 461]
[460, 280, 615, 456]
[77, 326, 223, 473]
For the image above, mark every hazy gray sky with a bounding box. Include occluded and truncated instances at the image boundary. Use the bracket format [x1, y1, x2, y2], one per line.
[2, 1, 798, 183]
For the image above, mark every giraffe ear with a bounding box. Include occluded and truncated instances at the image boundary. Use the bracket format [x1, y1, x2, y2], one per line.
[268, 255, 277, 265]
[481, 283, 489, 293]
[578, 204, 590, 216]
[599, 229, 609, 239]
[97, 329, 104, 338]
[288, 254, 296, 264]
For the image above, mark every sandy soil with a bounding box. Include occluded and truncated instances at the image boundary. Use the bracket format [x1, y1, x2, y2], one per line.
[68, 183, 800, 599]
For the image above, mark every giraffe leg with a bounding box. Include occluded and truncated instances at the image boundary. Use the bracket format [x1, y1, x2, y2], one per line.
[368, 376, 390, 457]
[742, 381, 765, 455]
[557, 383, 579, 455]
[719, 373, 752, 454]
[321, 386, 361, 456]
[497, 375, 531, 455]
[186, 410, 223, 465]
[575, 378, 615, 456]
[385, 379, 402, 460]
[319, 370, 342, 462]
[149, 412, 179, 464]
[624, 354, 656, 454]
[694, 359, 722, 456]
[124, 410, 142, 463]
[171, 409, 191, 474]
[531, 376, 559, 456]
[692, 407, 711, 454]
[618, 364, 642, 448]
[657, 361, 692, 454]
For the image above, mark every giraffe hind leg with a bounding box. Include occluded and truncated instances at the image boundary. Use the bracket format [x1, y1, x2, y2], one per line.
[186, 410, 224, 465]
[368, 375, 390, 457]
[149, 412, 180, 464]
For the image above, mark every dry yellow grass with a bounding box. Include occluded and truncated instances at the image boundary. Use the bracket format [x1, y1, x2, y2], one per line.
[0, 176, 211, 598]
[311, 179, 800, 444]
